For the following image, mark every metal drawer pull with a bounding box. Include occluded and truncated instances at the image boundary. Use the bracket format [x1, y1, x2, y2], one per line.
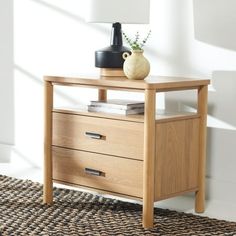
[85, 132, 103, 139]
[85, 168, 103, 176]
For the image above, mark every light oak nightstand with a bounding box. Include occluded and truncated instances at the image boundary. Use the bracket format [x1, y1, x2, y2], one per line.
[43, 75, 210, 228]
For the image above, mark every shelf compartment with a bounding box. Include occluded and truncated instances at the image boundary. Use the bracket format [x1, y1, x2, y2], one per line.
[53, 108, 199, 123]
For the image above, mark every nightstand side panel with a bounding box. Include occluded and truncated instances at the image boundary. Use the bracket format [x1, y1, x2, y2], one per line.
[155, 118, 199, 200]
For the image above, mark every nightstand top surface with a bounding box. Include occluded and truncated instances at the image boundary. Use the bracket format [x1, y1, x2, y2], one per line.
[44, 75, 210, 91]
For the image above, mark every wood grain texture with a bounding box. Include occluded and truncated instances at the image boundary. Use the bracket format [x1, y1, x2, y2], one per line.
[52, 112, 144, 160]
[43, 74, 209, 229]
[98, 89, 107, 101]
[43, 81, 53, 204]
[195, 85, 208, 213]
[53, 179, 143, 201]
[100, 68, 125, 77]
[53, 108, 199, 123]
[143, 89, 156, 228]
[44, 75, 210, 91]
[54, 108, 144, 123]
[52, 146, 143, 198]
[155, 118, 199, 200]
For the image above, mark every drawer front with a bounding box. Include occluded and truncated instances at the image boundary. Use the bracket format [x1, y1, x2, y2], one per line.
[52, 146, 143, 198]
[52, 112, 144, 160]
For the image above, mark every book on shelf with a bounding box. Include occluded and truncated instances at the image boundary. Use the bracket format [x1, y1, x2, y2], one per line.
[89, 99, 144, 110]
[88, 105, 144, 115]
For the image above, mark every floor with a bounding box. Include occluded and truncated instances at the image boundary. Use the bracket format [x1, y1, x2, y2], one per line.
[1, 161, 236, 223]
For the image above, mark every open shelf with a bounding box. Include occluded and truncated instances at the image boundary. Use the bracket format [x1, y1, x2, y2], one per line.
[53, 107, 199, 123]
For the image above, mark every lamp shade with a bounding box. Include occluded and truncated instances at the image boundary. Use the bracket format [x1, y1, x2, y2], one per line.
[86, 0, 150, 24]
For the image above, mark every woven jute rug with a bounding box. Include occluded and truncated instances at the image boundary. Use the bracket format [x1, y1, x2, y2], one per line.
[0, 175, 236, 236]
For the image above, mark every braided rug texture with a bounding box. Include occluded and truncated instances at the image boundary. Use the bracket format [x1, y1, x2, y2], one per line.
[0, 175, 236, 236]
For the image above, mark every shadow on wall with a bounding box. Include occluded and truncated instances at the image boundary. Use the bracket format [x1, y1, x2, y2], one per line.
[30, 0, 109, 34]
[0, 0, 14, 162]
[193, 0, 236, 51]
[205, 71, 236, 201]
[192, 0, 236, 200]
[165, 71, 236, 200]
[206, 71, 236, 181]
[14, 65, 79, 105]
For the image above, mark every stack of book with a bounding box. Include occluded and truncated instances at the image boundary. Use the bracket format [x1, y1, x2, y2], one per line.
[88, 99, 145, 115]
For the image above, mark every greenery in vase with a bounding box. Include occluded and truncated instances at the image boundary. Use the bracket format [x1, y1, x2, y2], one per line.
[122, 30, 151, 50]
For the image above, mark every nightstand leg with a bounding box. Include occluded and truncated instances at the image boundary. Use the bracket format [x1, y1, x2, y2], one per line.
[143, 89, 156, 228]
[43, 80, 53, 204]
[195, 85, 208, 212]
[98, 89, 107, 101]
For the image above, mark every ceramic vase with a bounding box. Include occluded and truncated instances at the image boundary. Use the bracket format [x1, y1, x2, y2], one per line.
[122, 50, 150, 80]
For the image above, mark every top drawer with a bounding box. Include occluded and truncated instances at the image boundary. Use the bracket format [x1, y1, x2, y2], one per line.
[52, 112, 144, 160]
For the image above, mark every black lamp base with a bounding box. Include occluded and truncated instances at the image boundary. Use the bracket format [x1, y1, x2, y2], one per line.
[95, 22, 130, 75]
[95, 45, 130, 68]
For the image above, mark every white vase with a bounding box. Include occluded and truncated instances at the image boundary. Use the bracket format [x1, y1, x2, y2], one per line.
[122, 50, 150, 80]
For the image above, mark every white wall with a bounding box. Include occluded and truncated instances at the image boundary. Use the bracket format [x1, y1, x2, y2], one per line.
[163, 0, 236, 203]
[1, 0, 236, 204]
[0, 0, 14, 162]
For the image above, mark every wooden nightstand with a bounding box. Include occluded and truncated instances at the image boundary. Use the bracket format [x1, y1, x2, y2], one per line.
[43, 75, 210, 228]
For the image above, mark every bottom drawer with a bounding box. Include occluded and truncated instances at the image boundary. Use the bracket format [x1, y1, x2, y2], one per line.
[52, 146, 143, 198]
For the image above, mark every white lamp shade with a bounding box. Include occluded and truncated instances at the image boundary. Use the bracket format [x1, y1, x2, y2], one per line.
[86, 0, 150, 24]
